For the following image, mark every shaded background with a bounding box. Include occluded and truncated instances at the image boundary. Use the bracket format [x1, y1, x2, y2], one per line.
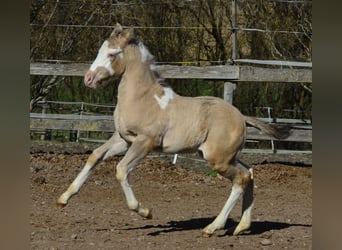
[30, 0, 312, 120]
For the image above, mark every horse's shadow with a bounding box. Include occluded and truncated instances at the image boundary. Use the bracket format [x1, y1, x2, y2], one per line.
[123, 217, 311, 237]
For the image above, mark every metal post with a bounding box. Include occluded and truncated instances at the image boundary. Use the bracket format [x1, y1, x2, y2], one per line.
[172, 154, 178, 165]
[231, 0, 237, 62]
[225, 1, 238, 105]
[266, 107, 275, 153]
[76, 102, 84, 142]
[40, 97, 46, 140]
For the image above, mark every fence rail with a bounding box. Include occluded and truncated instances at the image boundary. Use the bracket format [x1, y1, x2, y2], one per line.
[30, 63, 312, 82]
[30, 112, 312, 144]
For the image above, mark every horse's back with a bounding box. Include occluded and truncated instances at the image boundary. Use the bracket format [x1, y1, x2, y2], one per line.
[194, 96, 245, 128]
[161, 95, 245, 153]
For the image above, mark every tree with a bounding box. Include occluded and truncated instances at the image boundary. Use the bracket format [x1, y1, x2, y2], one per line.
[30, 0, 312, 119]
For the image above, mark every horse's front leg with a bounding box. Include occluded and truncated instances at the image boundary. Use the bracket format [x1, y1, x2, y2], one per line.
[57, 132, 128, 207]
[115, 135, 154, 219]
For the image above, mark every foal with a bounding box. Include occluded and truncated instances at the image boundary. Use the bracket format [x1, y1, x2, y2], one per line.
[57, 23, 289, 237]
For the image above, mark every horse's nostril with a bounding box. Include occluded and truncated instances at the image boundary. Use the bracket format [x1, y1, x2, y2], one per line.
[84, 71, 93, 86]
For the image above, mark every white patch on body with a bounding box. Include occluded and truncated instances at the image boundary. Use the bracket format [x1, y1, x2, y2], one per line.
[138, 41, 153, 62]
[90, 40, 122, 75]
[154, 87, 174, 109]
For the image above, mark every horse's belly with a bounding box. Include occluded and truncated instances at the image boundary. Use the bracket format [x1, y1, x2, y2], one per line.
[161, 143, 198, 154]
[161, 128, 206, 154]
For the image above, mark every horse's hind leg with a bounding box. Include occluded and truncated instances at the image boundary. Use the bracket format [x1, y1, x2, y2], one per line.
[57, 132, 128, 208]
[233, 160, 254, 236]
[202, 159, 253, 237]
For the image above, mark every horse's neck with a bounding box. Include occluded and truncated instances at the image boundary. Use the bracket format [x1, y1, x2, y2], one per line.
[117, 62, 161, 104]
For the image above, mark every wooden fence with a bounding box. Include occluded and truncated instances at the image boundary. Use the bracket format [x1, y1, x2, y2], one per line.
[30, 62, 312, 153]
[30, 111, 312, 152]
[30, 62, 312, 104]
[30, 63, 312, 82]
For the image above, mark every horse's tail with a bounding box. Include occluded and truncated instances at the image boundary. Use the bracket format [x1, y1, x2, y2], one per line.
[244, 116, 291, 140]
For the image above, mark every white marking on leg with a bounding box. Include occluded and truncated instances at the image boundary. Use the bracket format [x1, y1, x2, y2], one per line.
[154, 87, 174, 109]
[57, 163, 92, 205]
[72, 164, 92, 191]
[234, 168, 254, 235]
[138, 41, 153, 62]
[213, 185, 242, 227]
[249, 167, 254, 179]
[233, 201, 254, 235]
[119, 173, 151, 218]
[198, 145, 207, 160]
[203, 184, 243, 235]
[120, 176, 139, 210]
[114, 136, 153, 218]
[116, 164, 139, 210]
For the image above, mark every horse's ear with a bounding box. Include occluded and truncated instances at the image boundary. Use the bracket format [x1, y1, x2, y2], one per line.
[111, 23, 123, 37]
[121, 27, 134, 41]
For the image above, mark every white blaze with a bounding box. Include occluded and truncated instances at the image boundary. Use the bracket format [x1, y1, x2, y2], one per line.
[154, 87, 174, 109]
[90, 40, 122, 75]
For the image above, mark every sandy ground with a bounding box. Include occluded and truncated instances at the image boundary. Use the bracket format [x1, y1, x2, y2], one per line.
[30, 153, 312, 249]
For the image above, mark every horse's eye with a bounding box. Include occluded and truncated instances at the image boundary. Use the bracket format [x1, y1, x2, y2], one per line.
[108, 53, 116, 61]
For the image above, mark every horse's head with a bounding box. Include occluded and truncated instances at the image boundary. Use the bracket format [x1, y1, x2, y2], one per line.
[84, 23, 134, 89]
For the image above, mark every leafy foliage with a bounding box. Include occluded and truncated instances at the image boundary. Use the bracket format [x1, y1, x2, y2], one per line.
[30, 0, 312, 119]
[205, 170, 218, 177]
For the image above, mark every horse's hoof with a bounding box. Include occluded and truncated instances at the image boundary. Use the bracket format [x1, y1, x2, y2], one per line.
[202, 230, 214, 238]
[137, 206, 153, 219]
[233, 227, 250, 236]
[56, 201, 67, 209]
[145, 211, 153, 219]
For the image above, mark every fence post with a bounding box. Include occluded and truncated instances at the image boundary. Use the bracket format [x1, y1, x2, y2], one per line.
[76, 102, 84, 142]
[224, 82, 236, 104]
[40, 97, 47, 140]
[231, 0, 237, 61]
[266, 106, 276, 153]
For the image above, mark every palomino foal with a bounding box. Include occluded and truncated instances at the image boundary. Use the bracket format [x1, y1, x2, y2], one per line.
[57, 23, 289, 237]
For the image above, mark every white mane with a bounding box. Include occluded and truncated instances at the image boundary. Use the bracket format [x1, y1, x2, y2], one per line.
[138, 41, 154, 63]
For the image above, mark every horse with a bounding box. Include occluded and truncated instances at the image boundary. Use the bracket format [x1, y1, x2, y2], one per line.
[57, 23, 289, 237]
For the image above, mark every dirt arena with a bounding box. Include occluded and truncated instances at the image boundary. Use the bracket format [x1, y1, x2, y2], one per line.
[30, 152, 312, 249]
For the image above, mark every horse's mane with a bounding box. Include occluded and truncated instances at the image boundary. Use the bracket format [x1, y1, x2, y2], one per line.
[128, 38, 169, 87]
